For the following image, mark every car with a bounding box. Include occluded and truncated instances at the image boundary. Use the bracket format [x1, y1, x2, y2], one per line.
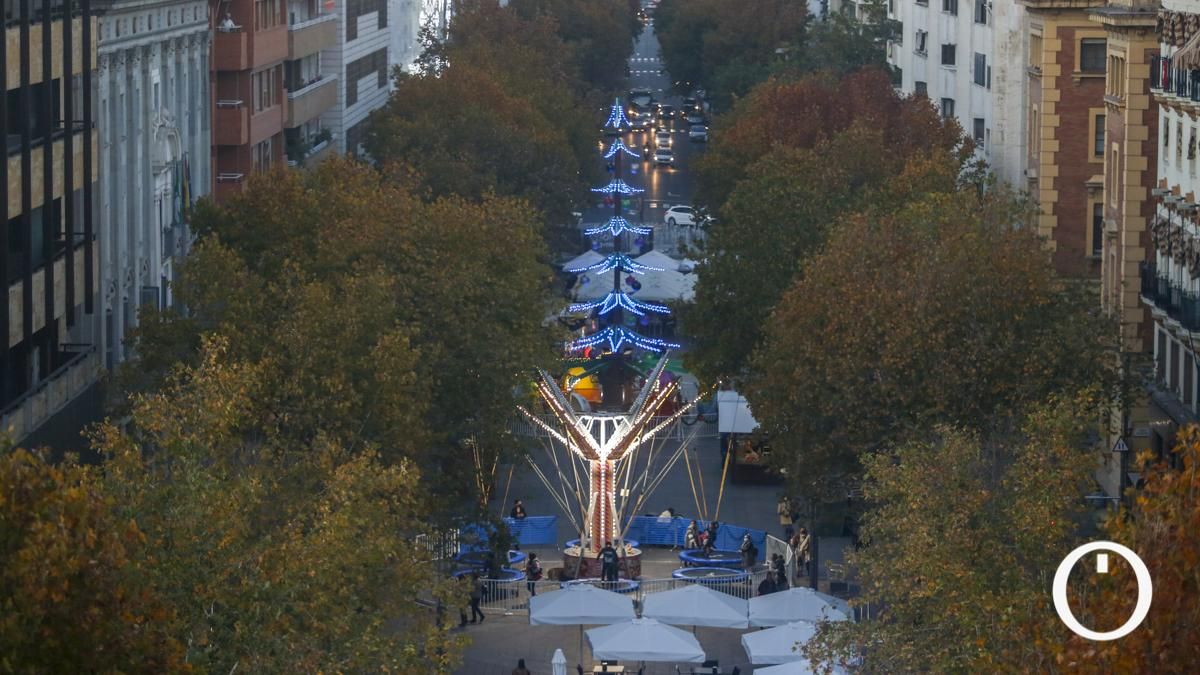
[682, 96, 696, 109]
[629, 88, 654, 108]
[685, 112, 705, 125]
[655, 130, 672, 148]
[689, 124, 708, 142]
[654, 147, 675, 166]
[664, 205, 696, 227]
[656, 104, 675, 120]
[630, 116, 651, 132]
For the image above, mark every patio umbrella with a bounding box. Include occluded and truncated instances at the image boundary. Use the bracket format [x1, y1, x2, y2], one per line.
[551, 648, 567, 675]
[748, 587, 851, 627]
[641, 583, 749, 629]
[741, 621, 818, 665]
[530, 584, 636, 667]
[586, 618, 706, 663]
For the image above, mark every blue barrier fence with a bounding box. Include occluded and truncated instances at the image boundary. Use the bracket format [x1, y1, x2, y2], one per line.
[460, 516, 559, 552]
[624, 516, 767, 561]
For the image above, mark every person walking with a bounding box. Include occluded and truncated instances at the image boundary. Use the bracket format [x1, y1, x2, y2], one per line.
[510, 499, 527, 520]
[600, 541, 620, 582]
[469, 573, 486, 624]
[512, 658, 531, 675]
[739, 532, 757, 571]
[778, 496, 794, 539]
[526, 552, 543, 597]
[794, 527, 812, 581]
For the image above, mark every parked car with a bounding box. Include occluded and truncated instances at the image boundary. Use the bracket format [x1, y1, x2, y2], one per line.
[654, 147, 675, 166]
[664, 204, 696, 227]
[689, 124, 708, 142]
[655, 130, 672, 148]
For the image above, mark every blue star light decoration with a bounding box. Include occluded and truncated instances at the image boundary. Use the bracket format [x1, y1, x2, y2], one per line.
[570, 292, 671, 317]
[585, 217, 652, 237]
[591, 179, 643, 195]
[604, 98, 632, 130]
[567, 253, 664, 275]
[570, 326, 680, 354]
[604, 138, 641, 160]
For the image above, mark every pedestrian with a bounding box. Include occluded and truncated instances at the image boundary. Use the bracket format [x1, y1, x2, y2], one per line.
[684, 519, 700, 550]
[778, 495, 794, 539]
[469, 573, 486, 624]
[512, 658, 531, 675]
[775, 568, 789, 591]
[526, 552, 543, 597]
[599, 541, 620, 582]
[511, 499, 527, 520]
[794, 527, 812, 580]
[739, 532, 756, 571]
[704, 520, 720, 557]
[771, 553, 786, 580]
[757, 571, 777, 596]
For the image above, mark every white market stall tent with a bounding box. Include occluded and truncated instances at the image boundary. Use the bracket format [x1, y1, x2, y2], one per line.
[641, 583, 749, 629]
[529, 584, 636, 625]
[741, 621, 819, 665]
[586, 618, 706, 663]
[748, 587, 851, 627]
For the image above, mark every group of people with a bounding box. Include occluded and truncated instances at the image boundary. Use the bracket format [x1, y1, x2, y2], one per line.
[683, 518, 721, 558]
[778, 496, 812, 580]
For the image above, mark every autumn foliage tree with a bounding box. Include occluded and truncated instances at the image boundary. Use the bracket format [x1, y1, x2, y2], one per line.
[0, 446, 187, 673]
[1053, 426, 1200, 673]
[682, 70, 968, 381]
[747, 189, 1117, 496]
[804, 393, 1100, 672]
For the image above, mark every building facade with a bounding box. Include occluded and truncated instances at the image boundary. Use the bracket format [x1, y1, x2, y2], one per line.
[322, 0, 390, 155]
[96, 0, 210, 368]
[888, 0, 1030, 186]
[0, 0, 102, 444]
[211, 0, 288, 200]
[284, 0, 338, 166]
[1021, 0, 1109, 277]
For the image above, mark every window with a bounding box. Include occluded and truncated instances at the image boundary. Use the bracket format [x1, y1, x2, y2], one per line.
[1092, 202, 1103, 256]
[974, 53, 987, 86]
[941, 97, 955, 120]
[941, 43, 956, 66]
[253, 138, 273, 173]
[346, 0, 388, 41]
[943, 0, 957, 14]
[1185, 354, 1195, 406]
[973, 118, 985, 144]
[915, 30, 927, 56]
[974, 0, 988, 24]
[345, 48, 389, 107]
[917, 0, 927, 6]
[252, 68, 277, 112]
[1094, 114, 1105, 157]
[255, 0, 279, 29]
[1080, 38, 1106, 74]
[914, 80, 928, 97]
[1029, 33, 1043, 72]
[1107, 54, 1126, 97]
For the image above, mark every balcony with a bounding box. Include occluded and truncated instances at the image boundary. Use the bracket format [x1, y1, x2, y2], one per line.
[214, 100, 249, 146]
[288, 13, 337, 59]
[286, 76, 337, 128]
[214, 26, 249, 72]
[0, 346, 101, 444]
[249, 104, 285, 146]
[254, 25, 289, 70]
[215, 172, 246, 202]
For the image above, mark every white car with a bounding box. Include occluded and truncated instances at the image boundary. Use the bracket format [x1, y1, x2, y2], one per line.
[664, 205, 696, 227]
[655, 130, 672, 148]
[654, 147, 675, 166]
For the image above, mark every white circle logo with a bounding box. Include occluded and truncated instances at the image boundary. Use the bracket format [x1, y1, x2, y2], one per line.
[1052, 541, 1152, 641]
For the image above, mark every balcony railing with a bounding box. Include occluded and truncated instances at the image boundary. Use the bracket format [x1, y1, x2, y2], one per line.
[0, 346, 100, 443]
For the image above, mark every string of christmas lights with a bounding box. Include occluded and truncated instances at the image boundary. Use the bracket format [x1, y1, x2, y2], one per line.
[569, 291, 671, 317]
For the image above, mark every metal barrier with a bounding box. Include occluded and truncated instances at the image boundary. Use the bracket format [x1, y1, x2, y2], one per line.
[459, 516, 559, 550]
[622, 516, 767, 561]
[471, 569, 773, 615]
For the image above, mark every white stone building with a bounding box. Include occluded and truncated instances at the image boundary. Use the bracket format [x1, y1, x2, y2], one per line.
[887, 0, 1030, 186]
[95, 0, 211, 367]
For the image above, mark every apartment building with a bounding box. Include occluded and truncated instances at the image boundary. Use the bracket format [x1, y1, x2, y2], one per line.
[323, 0, 390, 155]
[284, 0, 337, 166]
[1021, 0, 1109, 277]
[888, 0, 1029, 186]
[211, 0, 288, 200]
[96, 0, 210, 369]
[1134, 0, 1200, 486]
[0, 0, 102, 445]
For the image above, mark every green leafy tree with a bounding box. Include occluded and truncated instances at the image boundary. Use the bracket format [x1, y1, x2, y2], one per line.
[804, 393, 1099, 672]
[96, 336, 468, 673]
[0, 446, 188, 673]
[747, 188, 1118, 496]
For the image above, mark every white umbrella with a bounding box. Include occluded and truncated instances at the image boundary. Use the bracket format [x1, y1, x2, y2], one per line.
[551, 648, 567, 675]
[586, 618, 706, 663]
[641, 583, 749, 629]
[529, 584, 636, 625]
[749, 587, 851, 627]
[755, 661, 848, 675]
[741, 621, 819, 665]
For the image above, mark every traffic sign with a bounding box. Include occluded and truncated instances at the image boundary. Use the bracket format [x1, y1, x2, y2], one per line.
[1112, 437, 1130, 453]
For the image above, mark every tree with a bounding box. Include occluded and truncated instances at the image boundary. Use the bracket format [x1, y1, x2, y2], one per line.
[1052, 427, 1200, 673]
[95, 336, 469, 673]
[0, 446, 188, 673]
[777, 0, 897, 79]
[804, 393, 1100, 672]
[747, 188, 1118, 496]
[682, 71, 966, 381]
